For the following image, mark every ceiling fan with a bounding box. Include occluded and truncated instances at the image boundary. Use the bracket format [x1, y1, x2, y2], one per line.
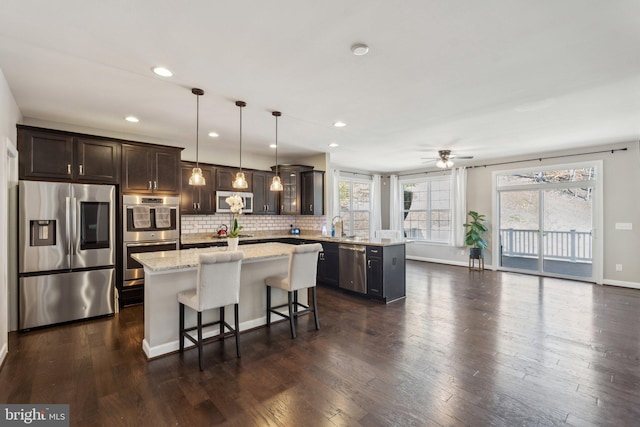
[421, 150, 474, 169]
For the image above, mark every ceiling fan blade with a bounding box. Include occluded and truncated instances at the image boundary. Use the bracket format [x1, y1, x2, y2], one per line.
[451, 155, 474, 159]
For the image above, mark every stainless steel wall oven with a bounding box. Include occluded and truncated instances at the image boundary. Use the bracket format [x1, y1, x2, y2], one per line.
[122, 195, 179, 290]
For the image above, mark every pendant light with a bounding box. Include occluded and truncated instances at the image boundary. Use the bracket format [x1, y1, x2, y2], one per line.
[188, 88, 206, 186]
[270, 111, 283, 192]
[232, 100, 248, 189]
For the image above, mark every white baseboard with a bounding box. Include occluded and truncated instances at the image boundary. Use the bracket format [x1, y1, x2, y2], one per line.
[407, 256, 640, 290]
[603, 279, 640, 290]
[406, 255, 494, 270]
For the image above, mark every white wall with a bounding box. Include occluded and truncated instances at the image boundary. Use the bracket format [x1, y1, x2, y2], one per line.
[0, 67, 22, 368]
[403, 141, 640, 288]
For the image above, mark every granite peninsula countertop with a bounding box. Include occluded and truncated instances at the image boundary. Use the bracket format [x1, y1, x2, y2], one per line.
[181, 231, 410, 247]
[132, 242, 295, 272]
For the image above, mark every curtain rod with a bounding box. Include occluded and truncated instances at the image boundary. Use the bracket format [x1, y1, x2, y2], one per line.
[396, 169, 451, 178]
[392, 146, 629, 177]
[340, 170, 373, 178]
[470, 147, 628, 169]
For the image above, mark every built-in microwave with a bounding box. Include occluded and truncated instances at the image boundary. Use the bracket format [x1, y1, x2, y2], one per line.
[215, 191, 254, 213]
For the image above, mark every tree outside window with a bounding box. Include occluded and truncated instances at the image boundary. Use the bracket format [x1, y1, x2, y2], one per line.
[402, 178, 451, 243]
[339, 179, 371, 237]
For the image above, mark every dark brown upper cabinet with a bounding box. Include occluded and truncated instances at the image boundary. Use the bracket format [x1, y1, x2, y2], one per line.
[18, 126, 120, 184]
[122, 144, 181, 195]
[276, 165, 305, 215]
[215, 167, 252, 192]
[301, 170, 325, 215]
[275, 165, 325, 215]
[180, 162, 215, 214]
[253, 171, 279, 215]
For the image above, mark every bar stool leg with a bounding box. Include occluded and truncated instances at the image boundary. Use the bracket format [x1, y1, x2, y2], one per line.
[197, 311, 204, 371]
[266, 286, 271, 326]
[294, 290, 298, 313]
[312, 287, 320, 330]
[220, 306, 225, 340]
[234, 303, 241, 358]
[288, 291, 296, 339]
[179, 303, 185, 353]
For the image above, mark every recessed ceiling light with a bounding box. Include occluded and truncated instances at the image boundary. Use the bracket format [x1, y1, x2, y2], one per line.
[152, 66, 173, 77]
[333, 121, 347, 128]
[351, 43, 369, 56]
[269, 144, 277, 149]
[208, 132, 219, 138]
[329, 142, 339, 148]
[125, 116, 139, 123]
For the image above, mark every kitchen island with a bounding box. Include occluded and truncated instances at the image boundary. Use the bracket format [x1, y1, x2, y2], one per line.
[182, 232, 408, 303]
[133, 242, 305, 359]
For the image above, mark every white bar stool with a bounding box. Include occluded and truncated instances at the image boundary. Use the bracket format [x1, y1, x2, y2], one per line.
[264, 243, 323, 338]
[178, 251, 244, 371]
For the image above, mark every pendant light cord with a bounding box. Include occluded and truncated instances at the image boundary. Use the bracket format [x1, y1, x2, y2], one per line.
[239, 103, 243, 172]
[275, 113, 278, 176]
[196, 93, 200, 168]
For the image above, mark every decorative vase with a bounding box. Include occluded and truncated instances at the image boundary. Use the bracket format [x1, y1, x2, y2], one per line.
[227, 237, 239, 251]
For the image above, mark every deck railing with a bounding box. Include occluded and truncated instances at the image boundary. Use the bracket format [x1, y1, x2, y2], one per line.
[500, 229, 592, 262]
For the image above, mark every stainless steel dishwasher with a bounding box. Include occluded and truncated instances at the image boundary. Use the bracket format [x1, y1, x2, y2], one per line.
[338, 244, 367, 294]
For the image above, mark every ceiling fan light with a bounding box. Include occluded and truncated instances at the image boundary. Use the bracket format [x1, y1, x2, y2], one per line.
[270, 175, 283, 191]
[436, 159, 454, 169]
[188, 167, 206, 186]
[232, 171, 248, 189]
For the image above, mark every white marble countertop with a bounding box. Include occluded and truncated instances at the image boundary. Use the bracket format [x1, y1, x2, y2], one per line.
[132, 242, 297, 272]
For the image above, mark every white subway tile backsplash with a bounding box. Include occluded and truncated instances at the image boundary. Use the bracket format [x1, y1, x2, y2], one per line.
[181, 214, 326, 235]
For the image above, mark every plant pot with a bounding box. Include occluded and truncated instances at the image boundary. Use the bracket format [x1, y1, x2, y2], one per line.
[469, 247, 484, 259]
[227, 237, 239, 251]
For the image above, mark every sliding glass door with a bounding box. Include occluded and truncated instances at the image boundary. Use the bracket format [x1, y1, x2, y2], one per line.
[542, 188, 593, 278]
[499, 190, 540, 272]
[496, 164, 596, 281]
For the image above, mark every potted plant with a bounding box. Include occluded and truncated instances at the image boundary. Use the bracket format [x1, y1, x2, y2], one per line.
[225, 195, 244, 251]
[464, 210, 488, 260]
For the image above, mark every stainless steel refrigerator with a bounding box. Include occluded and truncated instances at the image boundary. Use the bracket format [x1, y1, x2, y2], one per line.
[18, 180, 116, 330]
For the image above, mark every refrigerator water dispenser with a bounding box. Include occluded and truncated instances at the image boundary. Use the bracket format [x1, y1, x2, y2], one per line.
[30, 220, 56, 246]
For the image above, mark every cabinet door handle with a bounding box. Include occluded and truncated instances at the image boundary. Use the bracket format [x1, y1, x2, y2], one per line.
[197, 202, 201, 210]
[79, 164, 84, 175]
[153, 181, 158, 190]
[193, 203, 196, 210]
[148, 181, 152, 190]
[67, 164, 72, 175]
[371, 249, 379, 254]
[309, 204, 313, 211]
[367, 260, 371, 268]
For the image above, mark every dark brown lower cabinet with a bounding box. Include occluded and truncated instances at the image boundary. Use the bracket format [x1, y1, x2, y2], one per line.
[367, 245, 406, 303]
[317, 241, 339, 287]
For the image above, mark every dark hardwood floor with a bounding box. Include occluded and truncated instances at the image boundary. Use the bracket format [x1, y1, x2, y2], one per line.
[2, 261, 640, 426]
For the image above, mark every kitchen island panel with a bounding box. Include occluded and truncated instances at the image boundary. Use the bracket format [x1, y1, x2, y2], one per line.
[138, 243, 307, 358]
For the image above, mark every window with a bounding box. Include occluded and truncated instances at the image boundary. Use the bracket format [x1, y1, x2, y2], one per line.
[401, 177, 451, 243]
[339, 178, 371, 237]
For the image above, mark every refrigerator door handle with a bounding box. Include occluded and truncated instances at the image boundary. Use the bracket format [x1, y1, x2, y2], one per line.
[70, 197, 77, 256]
[65, 196, 72, 265]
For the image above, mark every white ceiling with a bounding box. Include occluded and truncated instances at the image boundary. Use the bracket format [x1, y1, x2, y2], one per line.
[1, 1, 639, 172]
